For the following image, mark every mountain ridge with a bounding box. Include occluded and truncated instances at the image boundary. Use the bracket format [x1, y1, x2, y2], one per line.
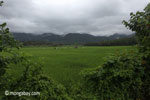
[12, 32, 134, 44]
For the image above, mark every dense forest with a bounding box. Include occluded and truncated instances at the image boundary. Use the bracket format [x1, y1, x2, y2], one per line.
[84, 36, 136, 46]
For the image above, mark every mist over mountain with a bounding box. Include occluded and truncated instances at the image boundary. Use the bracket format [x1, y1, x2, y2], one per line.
[12, 32, 134, 44]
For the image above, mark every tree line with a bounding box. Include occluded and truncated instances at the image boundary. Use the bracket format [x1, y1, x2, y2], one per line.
[84, 36, 137, 46]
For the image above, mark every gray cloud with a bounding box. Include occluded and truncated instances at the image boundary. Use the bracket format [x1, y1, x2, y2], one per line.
[0, 0, 149, 36]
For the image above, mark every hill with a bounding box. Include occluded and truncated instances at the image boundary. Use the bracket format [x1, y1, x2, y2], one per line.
[12, 32, 134, 45]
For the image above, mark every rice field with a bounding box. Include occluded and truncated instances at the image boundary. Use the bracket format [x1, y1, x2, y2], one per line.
[9, 46, 136, 84]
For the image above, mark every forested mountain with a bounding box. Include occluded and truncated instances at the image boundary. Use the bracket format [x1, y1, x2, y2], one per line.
[12, 32, 134, 45]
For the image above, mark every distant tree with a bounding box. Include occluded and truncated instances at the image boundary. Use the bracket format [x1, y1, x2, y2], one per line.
[84, 36, 137, 46]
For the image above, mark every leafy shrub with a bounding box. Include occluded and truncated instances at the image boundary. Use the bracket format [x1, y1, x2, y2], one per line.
[2, 61, 71, 100]
[123, 3, 150, 99]
[0, 1, 71, 100]
[0, 22, 21, 52]
[82, 51, 144, 100]
[66, 81, 98, 100]
[123, 3, 150, 53]
[82, 3, 150, 100]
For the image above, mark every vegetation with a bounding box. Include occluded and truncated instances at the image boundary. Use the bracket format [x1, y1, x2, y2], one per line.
[3, 62, 71, 100]
[20, 46, 134, 84]
[85, 36, 137, 46]
[82, 3, 150, 100]
[1, 0, 150, 100]
[123, 3, 150, 99]
[12, 32, 133, 45]
[0, 1, 70, 100]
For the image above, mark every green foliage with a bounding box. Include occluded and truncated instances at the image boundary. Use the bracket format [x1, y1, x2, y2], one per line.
[0, 1, 22, 87]
[0, 52, 25, 78]
[0, 23, 21, 52]
[82, 2, 150, 100]
[0, 2, 72, 100]
[85, 36, 137, 46]
[123, 3, 150, 99]
[82, 51, 144, 100]
[1, 0, 150, 99]
[2, 61, 71, 100]
[123, 3, 150, 52]
[66, 81, 98, 100]
[0, 1, 3, 6]
[0, 1, 23, 89]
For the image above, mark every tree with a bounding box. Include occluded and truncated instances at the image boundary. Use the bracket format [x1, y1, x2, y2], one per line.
[0, 1, 20, 52]
[123, 3, 150, 100]
[0, 2, 71, 99]
[123, 3, 150, 53]
[0, 1, 22, 79]
[82, 3, 150, 100]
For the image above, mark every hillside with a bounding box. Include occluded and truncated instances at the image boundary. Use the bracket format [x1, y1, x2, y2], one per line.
[12, 32, 134, 44]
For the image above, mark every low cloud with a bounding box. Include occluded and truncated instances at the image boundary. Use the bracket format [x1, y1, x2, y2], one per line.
[0, 0, 149, 36]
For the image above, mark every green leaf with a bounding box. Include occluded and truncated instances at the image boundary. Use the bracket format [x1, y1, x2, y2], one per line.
[0, 22, 7, 28]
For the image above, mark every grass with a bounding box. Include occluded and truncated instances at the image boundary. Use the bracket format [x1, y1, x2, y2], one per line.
[9, 46, 136, 85]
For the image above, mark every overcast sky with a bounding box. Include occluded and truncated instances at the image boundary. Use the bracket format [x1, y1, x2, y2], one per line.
[0, 0, 149, 36]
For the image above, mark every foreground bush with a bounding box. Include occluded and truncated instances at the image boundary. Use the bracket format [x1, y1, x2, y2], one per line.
[82, 3, 150, 100]
[0, 1, 71, 100]
[82, 51, 144, 100]
[2, 62, 71, 100]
